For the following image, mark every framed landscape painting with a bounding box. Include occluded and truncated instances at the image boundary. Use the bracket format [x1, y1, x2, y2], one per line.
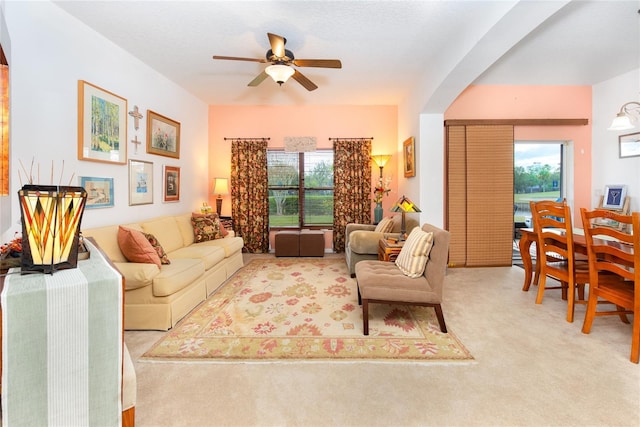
[163, 165, 180, 203]
[128, 159, 153, 206]
[77, 80, 127, 164]
[79, 176, 114, 209]
[147, 110, 180, 159]
[619, 132, 640, 158]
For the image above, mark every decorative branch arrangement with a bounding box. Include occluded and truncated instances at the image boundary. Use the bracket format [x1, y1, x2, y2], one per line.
[17, 158, 76, 187]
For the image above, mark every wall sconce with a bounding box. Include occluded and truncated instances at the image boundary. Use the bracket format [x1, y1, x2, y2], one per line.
[372, 154, 391, 178]
[390, 195, 421, 240]
[265, 64, 295, 85]
[608, 101, 640, 131]
[212, 178, 229, 216]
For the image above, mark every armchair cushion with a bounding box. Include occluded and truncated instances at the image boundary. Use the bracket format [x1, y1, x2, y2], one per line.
[395, 228, 434, 278]
[374, 217, 394, 233]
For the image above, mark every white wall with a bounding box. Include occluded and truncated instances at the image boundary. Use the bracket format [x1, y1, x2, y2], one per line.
[592, 68, 640, 211]
[1, 1, 209, 242]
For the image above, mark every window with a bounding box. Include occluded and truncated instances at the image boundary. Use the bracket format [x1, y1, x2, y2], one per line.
[514, 142, 565, 228]
[267, 150, 334, 228]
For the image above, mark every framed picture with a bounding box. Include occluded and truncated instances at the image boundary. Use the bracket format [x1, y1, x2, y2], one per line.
[147, 110, 180, 158]
[128, 159, 153, 206]
[602, 184, 627, 210]
[79, 176, 114, 209]
[403, 137, 415, 177]
[77, 80, 127, 164]
[163, 165, 180, 203]
[619, 132, 640, 158]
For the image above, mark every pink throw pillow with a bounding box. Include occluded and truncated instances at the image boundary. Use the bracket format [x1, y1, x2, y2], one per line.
[117, 226, 161, 267]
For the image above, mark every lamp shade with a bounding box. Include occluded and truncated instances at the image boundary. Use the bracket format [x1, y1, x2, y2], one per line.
[265, 64, 295, 85]
[608, 113, 635, 131]
[372, 154, 391, 168]
[390, 195, 421, 213]
[213, 178, 229, 195]
[609, 101, 640, 131]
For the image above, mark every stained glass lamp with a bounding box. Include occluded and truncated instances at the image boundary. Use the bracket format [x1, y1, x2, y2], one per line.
[390, 195, 421, 240]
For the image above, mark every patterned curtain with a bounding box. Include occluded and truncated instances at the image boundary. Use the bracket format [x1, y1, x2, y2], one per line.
[333, 138, 372, 252]
[230, 138, 269, 253]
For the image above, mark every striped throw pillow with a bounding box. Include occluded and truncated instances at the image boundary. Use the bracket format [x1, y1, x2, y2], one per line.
[374, 217, 394, 233]
[395, 228, 434, 278]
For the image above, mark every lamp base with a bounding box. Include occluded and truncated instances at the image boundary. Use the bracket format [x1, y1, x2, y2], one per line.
[216, 197, 223, 216]
[398, 212, 407, 241]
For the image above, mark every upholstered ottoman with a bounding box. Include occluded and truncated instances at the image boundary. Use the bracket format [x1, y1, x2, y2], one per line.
[299, 230, 325, 257]
[275, 231, 300, 257]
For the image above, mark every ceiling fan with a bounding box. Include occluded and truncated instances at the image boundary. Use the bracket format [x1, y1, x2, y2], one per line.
[213, 32, 342, 91]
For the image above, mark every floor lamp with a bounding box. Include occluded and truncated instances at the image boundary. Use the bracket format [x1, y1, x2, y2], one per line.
[390, 195, 421, 240]
[213, 178, 229, 216]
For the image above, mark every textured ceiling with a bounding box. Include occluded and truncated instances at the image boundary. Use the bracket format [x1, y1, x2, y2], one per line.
[52, 0, 640, 107]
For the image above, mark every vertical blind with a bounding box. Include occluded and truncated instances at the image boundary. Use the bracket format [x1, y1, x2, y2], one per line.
[446, 125, 514, 267]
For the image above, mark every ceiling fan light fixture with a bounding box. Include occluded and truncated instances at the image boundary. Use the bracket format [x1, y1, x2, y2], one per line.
[265, 64, 294, 85]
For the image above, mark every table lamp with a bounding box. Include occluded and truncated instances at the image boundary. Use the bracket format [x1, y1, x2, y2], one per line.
[390, 195, 421, 240]
[212, 178, 229, 216]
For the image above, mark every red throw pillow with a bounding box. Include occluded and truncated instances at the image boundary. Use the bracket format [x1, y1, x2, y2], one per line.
[117, 226, 161, 267]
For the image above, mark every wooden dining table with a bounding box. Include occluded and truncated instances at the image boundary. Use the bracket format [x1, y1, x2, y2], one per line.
[517, 227, 634, 291]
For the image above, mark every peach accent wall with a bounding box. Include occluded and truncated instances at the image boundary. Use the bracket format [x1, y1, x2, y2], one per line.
[444, 85, 592, 219]
[208, 105, 398, 250]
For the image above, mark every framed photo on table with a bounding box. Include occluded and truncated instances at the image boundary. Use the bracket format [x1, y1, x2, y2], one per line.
[77, 80, 127, 164]
[163, 165, 180, 203]
[602, 185, 627, 210]
[403, 137, 415, 177]
[79, 176, 114, 209]
[128, 159, 153, 206]
[146, 110, 180, 159]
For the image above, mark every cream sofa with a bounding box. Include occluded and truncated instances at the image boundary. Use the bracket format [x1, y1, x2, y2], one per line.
[345, 215, 419, 277]
[83, 213, 244, 330]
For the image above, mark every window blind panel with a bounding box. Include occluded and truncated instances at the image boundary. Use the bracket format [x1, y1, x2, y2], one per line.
[466, 125, 514, 266]
[446, 126, 467, 267]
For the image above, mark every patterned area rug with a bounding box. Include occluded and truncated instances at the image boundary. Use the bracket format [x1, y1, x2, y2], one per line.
[141, 258, 474, 362]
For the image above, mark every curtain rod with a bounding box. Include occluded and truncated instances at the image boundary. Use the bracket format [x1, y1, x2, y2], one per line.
[224, 137, 271, 141]
[328, 137, 374, 141]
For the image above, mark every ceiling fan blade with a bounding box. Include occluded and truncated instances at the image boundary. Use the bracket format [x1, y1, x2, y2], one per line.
[292, 59, 342, 69]
[248, 71, 269, 87]
[292, 70, 318, 91]
[213, 55, 267, 63]
[267, 33, 286, 58]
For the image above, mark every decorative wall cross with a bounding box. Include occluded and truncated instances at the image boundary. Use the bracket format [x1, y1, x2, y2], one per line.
[128, 105, 143, 131]
[131, 135, 141, 154]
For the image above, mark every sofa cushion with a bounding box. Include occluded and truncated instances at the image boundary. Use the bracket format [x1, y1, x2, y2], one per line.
[152, 258, 205, 297]
[174, 213, 197, 246]
[118, 226, 161, 267]
[168, 245, 225, 270]
[191, 215, 224, 242]
[114, 261, 159, 291]
[374, 217, 394, 233]
[395, 227, 434, 278]
[144, 232, 171, 265]
[196, 236, 245, 257]
[82, 224, 126, 263]
[140, 216, 184, 253]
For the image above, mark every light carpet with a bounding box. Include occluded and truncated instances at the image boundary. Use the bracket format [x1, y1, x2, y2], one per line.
[141, 258, 473, 362]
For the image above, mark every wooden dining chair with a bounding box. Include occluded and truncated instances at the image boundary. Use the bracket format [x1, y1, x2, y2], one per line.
[529, 199, 588, 322]
[580, 208, 640, 364]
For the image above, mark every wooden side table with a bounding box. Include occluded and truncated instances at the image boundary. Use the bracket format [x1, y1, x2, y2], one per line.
[378, 238, 404, 262]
